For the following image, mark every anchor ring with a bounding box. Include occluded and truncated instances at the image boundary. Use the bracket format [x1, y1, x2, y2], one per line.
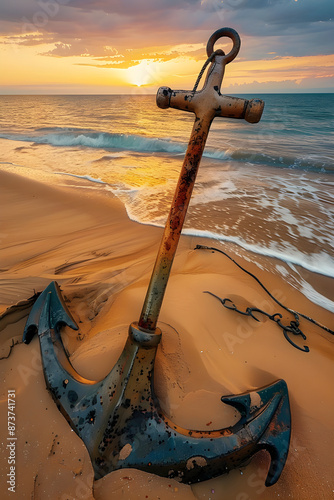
[206, 27, 241, 63]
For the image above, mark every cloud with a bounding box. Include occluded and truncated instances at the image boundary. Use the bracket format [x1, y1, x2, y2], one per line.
[1, 0, 332, 36]
[41, 40, 121, 57]
[223, 0, 333, 38]
[0, 32, 55, 46]
[74, 45, 206, 69]
[0, 0, 333, 88]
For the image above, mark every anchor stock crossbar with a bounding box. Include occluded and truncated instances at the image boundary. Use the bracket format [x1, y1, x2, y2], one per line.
[23, 28, 291, 486]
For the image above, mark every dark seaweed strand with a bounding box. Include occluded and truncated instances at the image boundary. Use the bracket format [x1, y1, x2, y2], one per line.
[195, 244, 334, 336]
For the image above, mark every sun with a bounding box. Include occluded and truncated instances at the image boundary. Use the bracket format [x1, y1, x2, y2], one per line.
[127, 60, 157, 87]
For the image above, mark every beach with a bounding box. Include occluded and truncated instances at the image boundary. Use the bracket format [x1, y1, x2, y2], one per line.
[1, 165, 333, 499]
[1, 0, 333, 494]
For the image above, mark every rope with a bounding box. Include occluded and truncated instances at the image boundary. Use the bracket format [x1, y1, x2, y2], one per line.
[192, 50, 220, 93]
[195, 244, 334, 347]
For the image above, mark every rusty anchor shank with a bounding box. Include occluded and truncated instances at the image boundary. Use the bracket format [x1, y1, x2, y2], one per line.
[139, 28, 264, 331]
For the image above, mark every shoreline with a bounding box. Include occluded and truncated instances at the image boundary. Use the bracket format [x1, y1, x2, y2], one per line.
[1, 136, 333, 316]
[0, 167, 333, 499]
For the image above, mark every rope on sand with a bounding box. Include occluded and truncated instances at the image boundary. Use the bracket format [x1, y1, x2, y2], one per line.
[195, 244, 334, 352]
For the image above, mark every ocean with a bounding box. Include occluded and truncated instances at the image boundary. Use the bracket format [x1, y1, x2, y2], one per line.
[0, 93, 333, 312]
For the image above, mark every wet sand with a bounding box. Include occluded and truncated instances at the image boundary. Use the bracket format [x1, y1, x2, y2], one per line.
[0, 168, 333, 499]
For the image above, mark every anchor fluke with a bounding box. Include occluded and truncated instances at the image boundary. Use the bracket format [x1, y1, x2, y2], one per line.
[222, 379, 291, 486]
[23, 281, 78, 344]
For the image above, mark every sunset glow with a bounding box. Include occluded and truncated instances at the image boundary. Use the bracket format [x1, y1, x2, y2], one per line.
[127, 61, 160, 88]
[0, 0, 333, 94]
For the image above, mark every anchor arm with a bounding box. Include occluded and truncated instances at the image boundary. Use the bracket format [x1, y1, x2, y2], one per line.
[92, 331, 291, 486]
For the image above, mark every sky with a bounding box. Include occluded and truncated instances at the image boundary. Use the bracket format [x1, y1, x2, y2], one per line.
[0, 0, 333, 94]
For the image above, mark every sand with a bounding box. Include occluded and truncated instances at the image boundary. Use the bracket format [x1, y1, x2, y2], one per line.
[0, 167, 333, 499]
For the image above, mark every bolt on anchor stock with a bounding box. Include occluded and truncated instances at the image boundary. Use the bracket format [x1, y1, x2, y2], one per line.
[23, 28, 291, 485]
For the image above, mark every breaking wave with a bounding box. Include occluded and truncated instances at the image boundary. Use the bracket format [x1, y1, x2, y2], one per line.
[0, 129, 186, 155]
[0, 128, 333, 171]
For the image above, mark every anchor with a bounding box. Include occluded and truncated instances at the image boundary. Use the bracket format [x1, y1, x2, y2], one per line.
[23, 28, 291, 486]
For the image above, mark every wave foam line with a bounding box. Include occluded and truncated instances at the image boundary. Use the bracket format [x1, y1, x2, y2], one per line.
[297, 277, 334, 313]
[54, 172, 105, 184]
[122, 217, 334, 312]
[181, 228, 334, 279]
